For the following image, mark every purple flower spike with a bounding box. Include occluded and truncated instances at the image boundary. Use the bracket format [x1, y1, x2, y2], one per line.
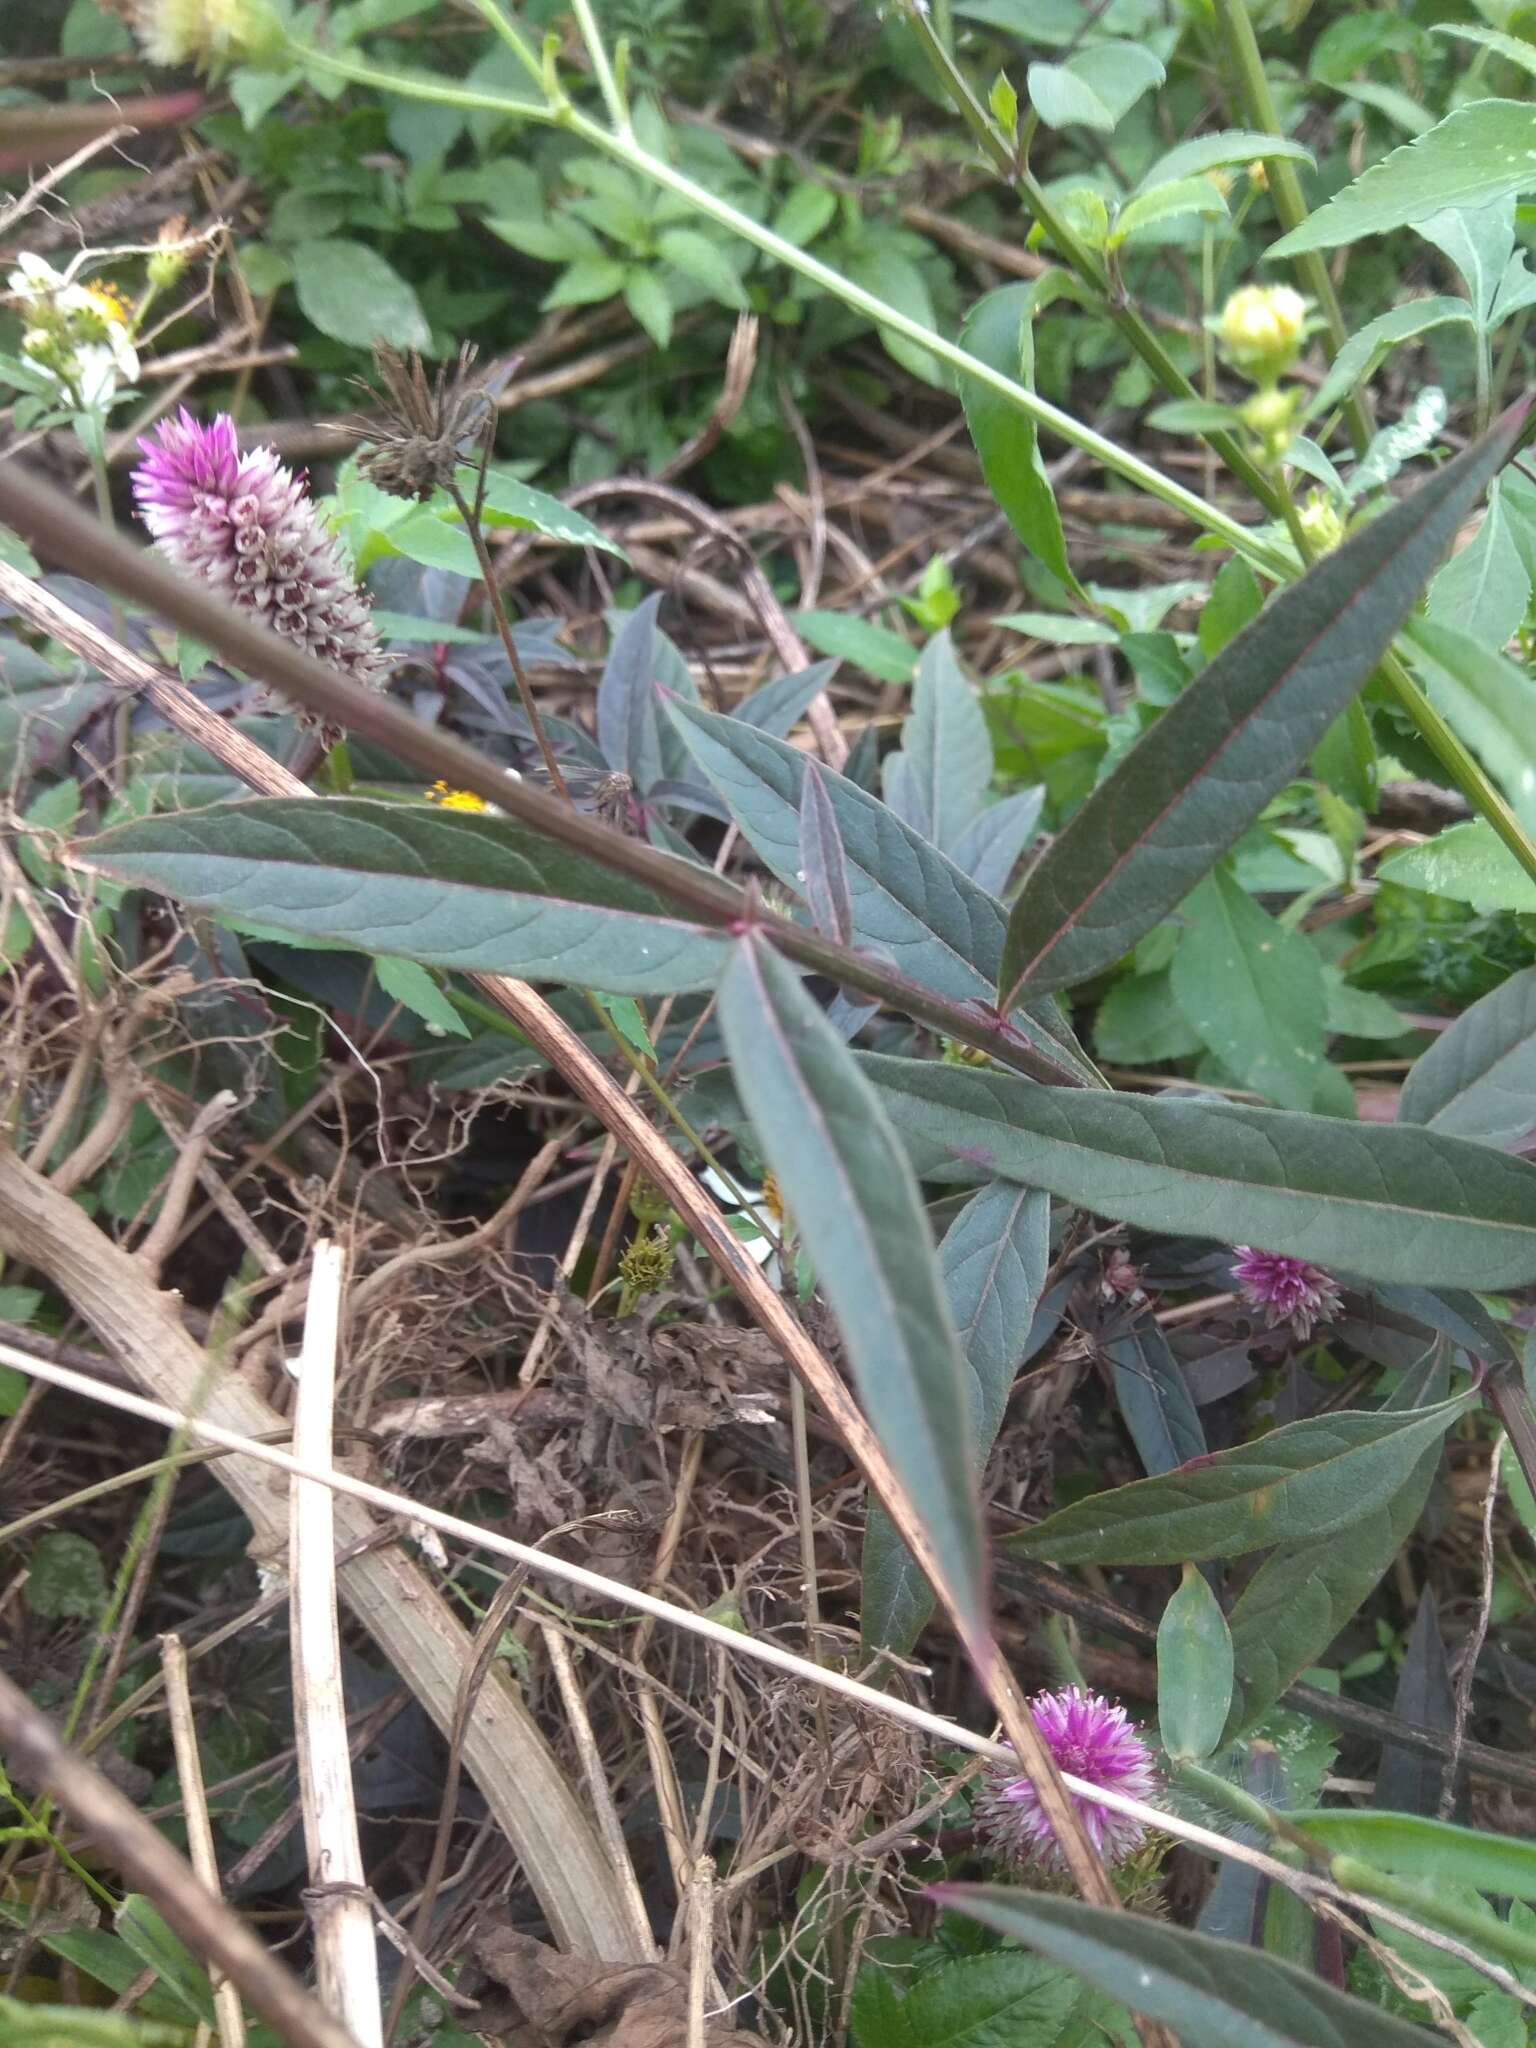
[132, 408, 385, 692]
[1231, 1247, 1342, 1339]
[979, 1687, 1158, 1874]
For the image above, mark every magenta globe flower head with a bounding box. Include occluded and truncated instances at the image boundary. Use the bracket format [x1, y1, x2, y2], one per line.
[132, 408, 386, 697]
[978, 1687, 1159, 1875]
[1231, 1246, 1342, 1339]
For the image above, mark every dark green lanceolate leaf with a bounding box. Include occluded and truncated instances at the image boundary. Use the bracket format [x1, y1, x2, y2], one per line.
[799, 757, 855, 945]
[1272, 102, 1536, 257]
[717, 939, 987, 1643]
[80, 798, 729, 995]
[597, 593, 665, 793]
[1375, 1592, 1454, 1815]
[859, 1054, 1536, 1287]
[1169, 871, 1329, 1111]
[1107, 1317, 1205, 1475]
[1009, 1389, 1471, 1566]
[996, 407, 1529, 1003]
[960, 283, 1078, 593]
[885, 631, 995, 855]
[1224, 1355, 1448, 1738]
[666, 700, 1099, 1083]
[1399, 964, 1536, 1146]
[1158, 1565, 1234, 1762]
[863, 1180, 1049, 1657]
[935, 1890, 1433, 2048]
[1282, 1809, 1536, 1900]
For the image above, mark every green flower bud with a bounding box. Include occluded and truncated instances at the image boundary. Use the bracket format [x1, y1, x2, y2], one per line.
[1216, 283, 1308, 378]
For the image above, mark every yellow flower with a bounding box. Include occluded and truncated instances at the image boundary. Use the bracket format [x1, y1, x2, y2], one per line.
[426, 780, 488, 812]
[1217, 283, 1309, 378]
[1247, 160, 1269, 192]
[132, 0, 281, 69]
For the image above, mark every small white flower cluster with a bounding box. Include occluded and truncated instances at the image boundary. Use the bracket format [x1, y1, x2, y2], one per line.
[7, 253, 140, 412]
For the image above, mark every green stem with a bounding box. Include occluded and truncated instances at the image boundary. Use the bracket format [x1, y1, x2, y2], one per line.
[1208, 0, 1371, 457]
[1379, 649, 1536, 887]
[898, 0, 1287, 520]
[299, 33, 1287, 575]
[568, 0, 630, 133]
[1331, 1854, 1536, 1977]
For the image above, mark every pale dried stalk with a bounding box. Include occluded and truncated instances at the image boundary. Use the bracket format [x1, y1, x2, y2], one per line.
[290, 1241, 382, 2048]
[0, 1146, 643, 1961]
[12, 1335, 1533, 2009]
[0, 1665, 360, 2048]
[538, 1622, 655, 1960]
[0, 557, 1112, 1904]
[686, 1855, 716, 2048]
[160, 1634, 247, 2048]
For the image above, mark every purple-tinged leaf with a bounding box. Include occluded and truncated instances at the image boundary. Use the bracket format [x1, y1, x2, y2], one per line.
[798, 756, 854, 945]
[998, 403, 1530, 1004]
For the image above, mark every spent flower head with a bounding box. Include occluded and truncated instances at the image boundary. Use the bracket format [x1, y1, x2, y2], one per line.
[130, 0, 284, 69]
[132, 409, 387, 702]
[978, 1687, 1159, 1875]
[1231, 1247, 1342, 1339]
[354, 344, 497, 501]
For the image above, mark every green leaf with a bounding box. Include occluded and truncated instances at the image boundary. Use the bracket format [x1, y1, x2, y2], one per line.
[863, 1180, 1049, 1657]
[995, 405, 1528, 1002]
[772, 181, 837, 247]
[1309, 297, 1474, 418]
[859, 1053, 1536, 1286]
[115, 1898, 214, 2025]
[465, 464, 627, 557]
[665, 703, 1002, 1006]
[1010, 1388, 1472, 1566]
[1112, 177, 1228, 245]
[1272, 101, 1536, 256]
[0, 1997, 184, 2047]
[1170, 871, 1330, 1111]
[1399, 964, 1536, 1145]
[1148, 398, 1245, 433]
[1282, 1808, 1536, 1899]
[1158, 1565, 1234, 1761]
[1377, 821, 1536, 913]
[379, 506, 482, 577]
[1109, 1316, 1205, 1476]
[1408, 615, 1536, 827]
[936, 1889, 1433, 2048]
[1095, 971, 1203, 1064]
[79, 798, 730, 995]
[852, 1949, 1083, 2048]
[887, 630, 994, 854]
[623, 267, 674, 348]
[374, 954, 469, 1037]
[718, 938, 987, 1642]
[1028, 43, 1165, 132]
[657, 226, 748, 307]
[993, 611, 1118, 645]
[1426, 477, 1530, 653]
[790, 610, 916, 682]
[290, 237, 429, 350]
[25, 1531, 107, 1620]
[1133, 130, 1314, 191]
[1197, 558, 1263, 658]
[960, 282, 1078, 592]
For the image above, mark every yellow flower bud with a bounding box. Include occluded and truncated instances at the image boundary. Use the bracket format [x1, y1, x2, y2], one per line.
[1247, 160, 1269, 192]
[1297, 491, 1345, 555]
[1216, 283, 1308, 377]
[131, 0, 283, 71]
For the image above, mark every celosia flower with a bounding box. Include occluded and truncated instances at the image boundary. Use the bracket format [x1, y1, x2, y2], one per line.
[1231, 1246, 1342, 1339]
[132, 410, 386, 693]
[978, 1687, 1159, 1874]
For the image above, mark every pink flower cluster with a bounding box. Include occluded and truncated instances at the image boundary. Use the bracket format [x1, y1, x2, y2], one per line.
[132, 409, 385, 690]
[1231, 1247, 1342, 1339]
[979, 1686, 1158, 1874]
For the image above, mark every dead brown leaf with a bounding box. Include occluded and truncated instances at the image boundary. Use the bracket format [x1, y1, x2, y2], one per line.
[472, 1923, 765, 2045]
